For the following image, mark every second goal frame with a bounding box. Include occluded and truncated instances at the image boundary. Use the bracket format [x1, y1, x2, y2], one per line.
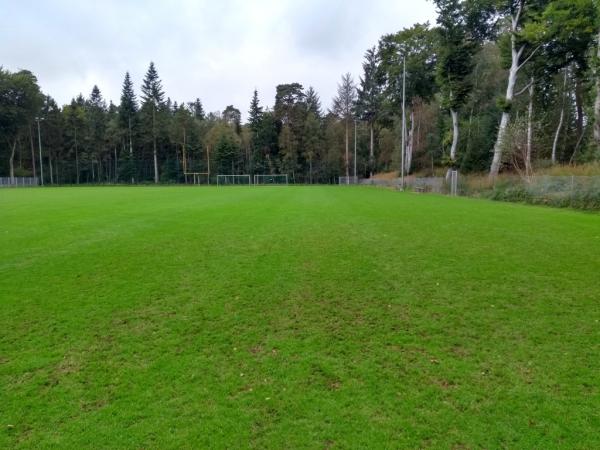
[216, 174, 251, 185]
[253, 174, 289, 185]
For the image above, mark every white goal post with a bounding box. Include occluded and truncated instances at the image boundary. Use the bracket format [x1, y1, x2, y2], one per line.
[217, 174, 251, 185]
[254, 174, 289, 185]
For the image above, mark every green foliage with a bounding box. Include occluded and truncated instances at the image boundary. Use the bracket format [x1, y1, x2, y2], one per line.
[356, 47, 382, 123]
[377, 23, 437, 122]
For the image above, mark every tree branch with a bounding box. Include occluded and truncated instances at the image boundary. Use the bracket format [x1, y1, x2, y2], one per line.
[514, 80, 534, 97]
[517, 45, 542, 72]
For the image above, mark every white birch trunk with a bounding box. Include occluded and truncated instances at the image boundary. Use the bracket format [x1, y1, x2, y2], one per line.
[526, 78, 534, 177]
[345, 120, 349, 180]
[490, 2, 524, 177]
[49, 152, 54, 184]
[594, 30, 600, 145]
[552, 68, 568, 164]
[153, 106, 159, 184]
[450, 108, 459, 161]
[29, 125, 36, 178]
[75, 127, 80, 184]
[407, 110, 415, 173]
[9, 139, 17, 182]
[369, 122, 374, 178]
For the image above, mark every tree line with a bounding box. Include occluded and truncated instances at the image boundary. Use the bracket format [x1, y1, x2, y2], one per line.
[1, 0, 600, 185]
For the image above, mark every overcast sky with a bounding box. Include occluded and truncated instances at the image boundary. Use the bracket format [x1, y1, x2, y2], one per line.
[1, 0, 437, 119]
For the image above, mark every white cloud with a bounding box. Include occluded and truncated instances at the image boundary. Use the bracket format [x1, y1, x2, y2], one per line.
[0, 0, 436, 119]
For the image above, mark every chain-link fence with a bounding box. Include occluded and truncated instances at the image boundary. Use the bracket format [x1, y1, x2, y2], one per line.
[462, 175, 600, 210]
[361, 174, 600, 210]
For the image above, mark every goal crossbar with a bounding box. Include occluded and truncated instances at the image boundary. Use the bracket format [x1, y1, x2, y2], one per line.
[253, 174, 289, 185]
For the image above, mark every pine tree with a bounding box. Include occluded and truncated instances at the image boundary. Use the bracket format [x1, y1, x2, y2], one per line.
[332, 73, 357, 179]
[305, 86, 322, 117]
[118, 72, 137, 166]
[86, 85, 107, 181]
[248, 89, 263, 132]
[140, 62, 165, 183]
[188, 98, 205, 120]
[248, 90, 263, 174]
[356, 47, 382, 176]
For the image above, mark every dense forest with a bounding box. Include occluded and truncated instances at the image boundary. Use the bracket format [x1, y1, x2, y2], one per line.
[1, 0, 600, 184]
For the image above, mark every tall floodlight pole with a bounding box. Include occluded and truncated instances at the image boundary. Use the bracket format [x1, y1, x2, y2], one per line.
[401, 56, 406, 190]
[36, 117, 44, 186]
[354, 119, 357, 182]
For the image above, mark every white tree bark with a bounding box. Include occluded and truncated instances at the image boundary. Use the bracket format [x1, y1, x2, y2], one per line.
[490, 2, 524, 177]
[9, 139, 17, 182]
[29, 125, 36, 178]
[450, 109, 459, 161]
[345, 120, 349, 180]
[153, 105, 159, 184]
[594, 30, 600, 145]
[552, 68, 568, 164]
[406, 110, 415, 173]
[525, 78, 534, 177]
[74, 127, 80, 184]
[369, 122, 374, 178]
[49, 152, 54, 184]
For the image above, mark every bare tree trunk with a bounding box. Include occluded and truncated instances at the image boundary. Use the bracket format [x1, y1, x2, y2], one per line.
[575, 76, 584, 141]
[552, 68, 568, 164]
[345, 119, 349, 181]
[490, 2, 524, 177]
[525, 78, 534, 177]
[369, 122, 374, 177]
[129, 115, 134, 184]
[153, 106, 159, 184]
[75, 127, 80, 184]
[49, 152, 54, 184]
[29, 124, 36, 178]
[309, 154, 313, 184]
[407, 110, 415, 173]
[450, 108, 459, 161]
[595, 30, 600, 146]
[9, 139, 17, 182]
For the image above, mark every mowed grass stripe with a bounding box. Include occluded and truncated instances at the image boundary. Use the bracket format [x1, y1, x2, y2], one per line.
[1, 186, 599, 448]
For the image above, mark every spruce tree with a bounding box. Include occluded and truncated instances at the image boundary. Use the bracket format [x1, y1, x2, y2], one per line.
[118, 72, 137, 168]
[248, 90, 263, 174]
[189, 98, 205, 120]
[248, 89, 263, 132]
[305, 86, 322, 118]
[332, 73, 357, 179]
[140, 62, 165, 183]
[356, 47, 382, 176]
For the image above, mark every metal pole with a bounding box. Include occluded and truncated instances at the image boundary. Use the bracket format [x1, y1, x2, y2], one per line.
[353, 121, 357, 182]
[401, 56, 406, 190]
[37, 118, 44, 186]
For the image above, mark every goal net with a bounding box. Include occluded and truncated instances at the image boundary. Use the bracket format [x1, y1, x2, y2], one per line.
[339, 176, 359, 185]
[217, 174, 251, 185]
[254, 174, 289, 185]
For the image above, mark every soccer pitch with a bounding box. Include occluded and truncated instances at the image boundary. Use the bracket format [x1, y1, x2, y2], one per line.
[1, 186, 599, 448]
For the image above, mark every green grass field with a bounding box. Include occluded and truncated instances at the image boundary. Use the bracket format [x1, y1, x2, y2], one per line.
[1, 186, 599, 448]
